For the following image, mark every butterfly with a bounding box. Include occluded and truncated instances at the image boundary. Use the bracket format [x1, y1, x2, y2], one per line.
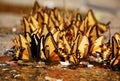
[86, 25, 99, 44]
[86, 10, 96, 27]
[110, 54, 120, 71]
[23, 17, 31, 34]
[111, 33, 120, 58]
[110, 33, 120, 70]
[32, 1, 41, 14]
[14, 34, 31, 60]
[44, 32, 60, 62]
[75, 13, 82, 27]
[113, 33, 120, 54]
[90, 36, 104, 57]
[78, 35, 89, 58]
[69, 34, 81, 65]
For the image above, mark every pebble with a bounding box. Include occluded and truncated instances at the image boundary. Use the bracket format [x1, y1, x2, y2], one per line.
[38, 61, 45, 65]
[79, 78, 87, 81]
[2, 68, 9, 71]
[33, 65, 41, 68]
[0, 63, 7, 67]
[60, 60, 70, 67]
[13, 74, 21, 78]
[45, 76, 54, 81]
[12, 27, 16, 33]
[80, 61, 89, 65]
[87, 64, 94, 68]
[56, 79, 63, 81]
[10, 69, 17, 73]
[45, 76, 63, 81]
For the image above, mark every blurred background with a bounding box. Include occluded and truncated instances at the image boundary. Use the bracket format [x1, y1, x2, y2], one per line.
[0, 0, 120, 33]
[0, 0, 120, 54]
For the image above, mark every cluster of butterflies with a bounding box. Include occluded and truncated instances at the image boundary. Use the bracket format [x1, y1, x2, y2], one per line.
[13, 1, 120, 70]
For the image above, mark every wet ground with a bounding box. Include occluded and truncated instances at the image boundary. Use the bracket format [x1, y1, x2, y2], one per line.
[0, 0, 120, 81]
[0, 56, 120, 81]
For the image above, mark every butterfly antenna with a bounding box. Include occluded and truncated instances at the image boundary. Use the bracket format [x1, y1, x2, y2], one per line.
[106, 21, 111, 46]
[63, 0, 66, 23]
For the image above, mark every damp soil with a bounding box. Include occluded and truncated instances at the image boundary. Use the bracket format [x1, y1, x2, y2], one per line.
[0, 56, 120, 81]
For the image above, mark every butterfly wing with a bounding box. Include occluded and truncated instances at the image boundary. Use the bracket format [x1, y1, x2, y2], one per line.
[90, 36, 104, 56]
[44, 32, 60, 61]
[30, 34, 40, 62]
[19, 34, 31, 60]
[78, 36, 89, 58]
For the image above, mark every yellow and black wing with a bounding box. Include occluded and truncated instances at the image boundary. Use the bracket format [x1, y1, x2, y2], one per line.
[90, 36, 104, 56]
[78, 35, 89, 58]
[16, 34, 31, 60]
[112, 36, 119, 58]
[44, 32, 60, 61]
